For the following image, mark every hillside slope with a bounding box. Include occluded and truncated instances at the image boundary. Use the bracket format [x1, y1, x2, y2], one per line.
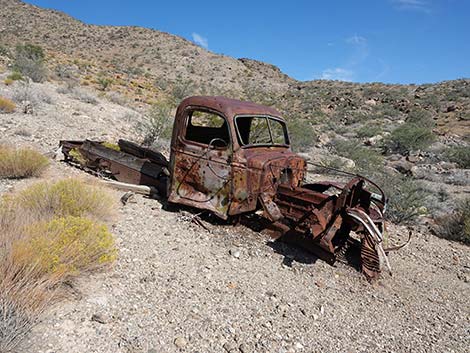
[0, 0, 469, 139]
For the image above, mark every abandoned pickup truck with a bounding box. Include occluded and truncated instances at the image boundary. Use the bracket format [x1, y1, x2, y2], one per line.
[60, 96, 392, 280]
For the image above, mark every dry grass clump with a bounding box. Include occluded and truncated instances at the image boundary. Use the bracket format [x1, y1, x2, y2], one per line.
[5, 178, 116, 221]
[0, 97, 15, 114]
[0, 178, 117, 352]
[0, 146, 49, 179]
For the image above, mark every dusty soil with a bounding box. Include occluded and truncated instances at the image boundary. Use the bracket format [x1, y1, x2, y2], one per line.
[1, 79, 469, 353]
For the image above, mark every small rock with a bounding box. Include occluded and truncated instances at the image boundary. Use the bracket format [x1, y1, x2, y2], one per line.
[91, 313, 107, 324]
[174, 336, 187, 348]
[229, 248, 240, 259]
[223, 341, 237, 352]
[239, 343, 251, 353]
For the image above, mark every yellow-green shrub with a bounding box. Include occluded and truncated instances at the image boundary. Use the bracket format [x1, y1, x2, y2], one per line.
[0, 96, 15, 113]
[9, 178, 115, 221]
[0, 146, 49, 178]
[101, 141, 120, 151]
[4, 78, 14, 86]
[13, 216, 116, 277]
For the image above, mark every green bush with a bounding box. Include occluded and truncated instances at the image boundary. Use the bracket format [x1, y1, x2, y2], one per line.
[355, 124, 382, 138]
[444, 146, 470, 169]
[384, 122, 435, 155]
[14, 44, 46, 82]
[287, 119, 317, 152]
[7, 71, 23, 81]
[435, 198, 470, 244]
[0, 146, 49, 178]
[373, 173, 429, 224]
[136, 102, 173, 146]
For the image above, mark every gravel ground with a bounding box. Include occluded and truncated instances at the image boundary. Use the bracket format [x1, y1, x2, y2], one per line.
[1, 78, 469, 353]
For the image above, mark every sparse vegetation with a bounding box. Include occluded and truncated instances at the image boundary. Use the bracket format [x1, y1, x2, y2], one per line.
[6, 178, 115, 221]
[332, 140, 384, 174]
[384, 122, 436, 155]
[444, 146, 470, 169]
[101, 141, 121, 151]
[375, 173, 429, 224]
[0, 146, 49, 178]
[0, 96, 16, 113]
[435, 198, 470, 244]
[0, 179, 116, 352]
[287, 119, 317, 152]
[136, 102, 173, 146]
[13, 44, 46, 82]
[7, 71, 23, 81]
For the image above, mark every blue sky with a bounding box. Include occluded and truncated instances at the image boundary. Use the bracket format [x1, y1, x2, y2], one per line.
[24, 0, 469, 84]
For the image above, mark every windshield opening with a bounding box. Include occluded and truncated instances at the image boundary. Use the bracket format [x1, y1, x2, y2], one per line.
[235, 116, 290, 147]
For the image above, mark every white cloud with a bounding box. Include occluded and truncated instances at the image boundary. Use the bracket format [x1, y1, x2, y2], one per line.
[320, 68, 354, 81]
[191, 32, 208, 49]
[346, 35, 367, 45]
[392, 0, 431, 13]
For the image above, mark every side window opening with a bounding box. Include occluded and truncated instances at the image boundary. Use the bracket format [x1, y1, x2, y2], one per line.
[184, 110, 230, 148]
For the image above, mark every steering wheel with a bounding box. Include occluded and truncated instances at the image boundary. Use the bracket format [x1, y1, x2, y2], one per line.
[208, 138, 228, 149]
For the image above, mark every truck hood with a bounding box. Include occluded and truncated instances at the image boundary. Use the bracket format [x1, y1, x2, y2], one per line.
[242, 148, 306, 188]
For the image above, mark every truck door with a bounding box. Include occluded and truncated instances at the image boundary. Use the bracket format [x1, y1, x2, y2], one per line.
[168, 108, 233, 218]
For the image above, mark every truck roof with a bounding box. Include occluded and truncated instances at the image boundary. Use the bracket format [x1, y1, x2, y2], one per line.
[177, 96, 283, 120]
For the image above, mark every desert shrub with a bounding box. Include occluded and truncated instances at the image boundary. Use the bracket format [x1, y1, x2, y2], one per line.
[14, 44, 46, 82]
[287, 119, 317, 152]
[171, 79, 195, 101]
[12, 80, 52, 106]
[7, 71, 23, 81]
[444, 146, 470, 169]
[373, 172, 429, 224]
[72, 87, 98, 104]
[0, 96, 15, 113]
[13, 216, 116, 276]
[384, 122, 435, 155]
[6, 178, 115, 221]
[0, 45, 9, 57]
[136, 102, 173, 146]
[3, 78, 13, 86]
[97, 76, 112, 91]
[0, 178, 117, 352]
[0, 146, 49, 178]
[101, 141, 120, 151]
[356, 124, 382, 138]
[435, 198, 470, 244]
[333, 140, 384, 174]
[406, 108, 435, 128]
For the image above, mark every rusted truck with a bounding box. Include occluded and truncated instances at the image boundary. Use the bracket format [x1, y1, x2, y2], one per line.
[60, 96, 392, 280]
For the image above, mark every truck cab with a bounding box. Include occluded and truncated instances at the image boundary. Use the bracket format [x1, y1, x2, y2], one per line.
[167, 96, 306, 219]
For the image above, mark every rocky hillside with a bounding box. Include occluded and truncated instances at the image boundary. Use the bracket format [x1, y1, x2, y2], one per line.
[0, 0, 469, 139]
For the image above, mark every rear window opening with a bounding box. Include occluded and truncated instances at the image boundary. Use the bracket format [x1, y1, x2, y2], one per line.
[235, 115, 289, 147]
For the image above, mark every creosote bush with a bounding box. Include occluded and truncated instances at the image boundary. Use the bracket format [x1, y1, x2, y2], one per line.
[287, 119, 316, 152]
[136, 102, 173, 146]
[14, 44, 46, 83]
[0, 145, 49, 178]
[0, 97, 16, 114]
[444, 146, 470, 169]
[384, 123, 435, 155]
